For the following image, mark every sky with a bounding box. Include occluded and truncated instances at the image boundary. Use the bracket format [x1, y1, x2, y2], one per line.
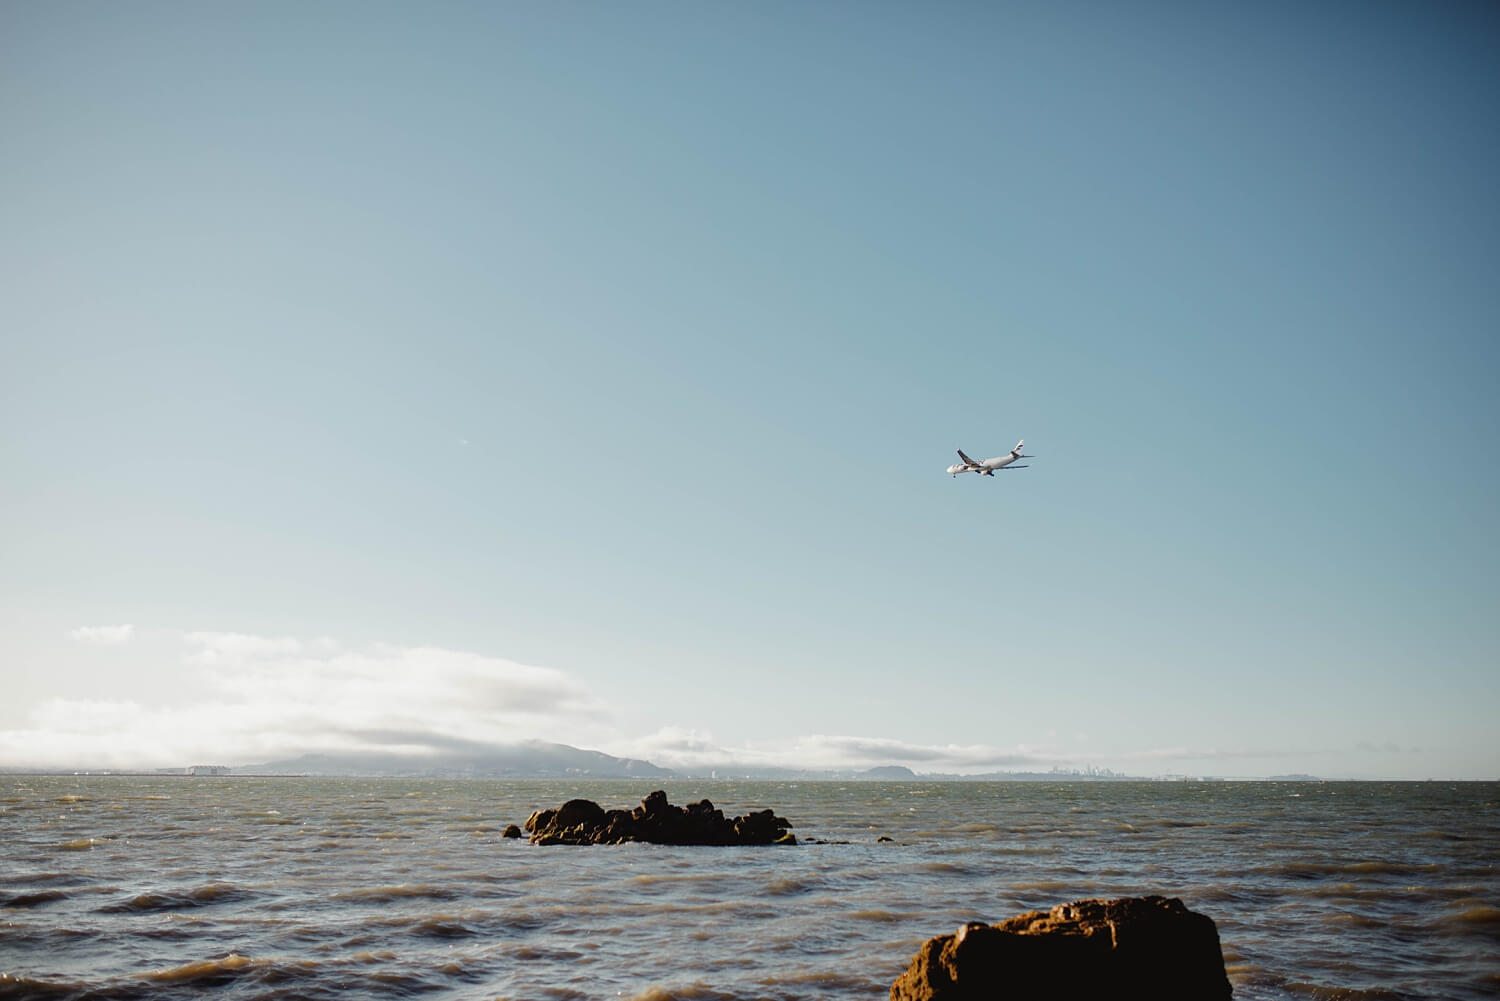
[3, 1, 1497, 779]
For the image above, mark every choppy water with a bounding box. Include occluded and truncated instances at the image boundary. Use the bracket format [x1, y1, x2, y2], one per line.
[1, 778, 1496, 1000]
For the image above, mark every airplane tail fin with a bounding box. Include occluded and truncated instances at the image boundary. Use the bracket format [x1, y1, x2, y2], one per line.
[1012, 439, 1025, 456]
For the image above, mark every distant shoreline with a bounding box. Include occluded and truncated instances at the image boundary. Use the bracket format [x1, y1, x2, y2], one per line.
[3, 770, 1493, 782]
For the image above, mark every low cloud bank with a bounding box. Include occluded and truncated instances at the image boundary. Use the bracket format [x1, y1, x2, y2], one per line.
[1, 630, 613, 770]
[605, 727, 1059, 774]
[3, 627, 1360, 776]
[68, 624, 135, 646]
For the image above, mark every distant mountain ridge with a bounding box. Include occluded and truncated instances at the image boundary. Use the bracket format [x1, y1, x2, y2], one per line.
[2, 746, 1278, 780]
[237, 740, 671, 779]
[228, 749, 1159, 781]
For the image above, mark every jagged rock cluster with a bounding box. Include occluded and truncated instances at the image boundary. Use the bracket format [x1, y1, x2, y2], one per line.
[522, 790, 796, 846]
[890, 896, 1231, 1000]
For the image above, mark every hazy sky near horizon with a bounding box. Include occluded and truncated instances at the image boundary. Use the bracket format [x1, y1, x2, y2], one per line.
[4, 1, 1497, 779]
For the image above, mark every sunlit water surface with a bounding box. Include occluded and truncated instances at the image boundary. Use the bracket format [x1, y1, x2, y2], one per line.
[2, 778, 1496, 1000]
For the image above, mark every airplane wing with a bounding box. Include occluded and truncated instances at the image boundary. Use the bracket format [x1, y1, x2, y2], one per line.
[956, 449, 978, 467]
[995, 465, 1028, 469]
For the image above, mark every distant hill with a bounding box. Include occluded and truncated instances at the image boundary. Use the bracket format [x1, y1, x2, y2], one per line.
[237, 740, 672, 779]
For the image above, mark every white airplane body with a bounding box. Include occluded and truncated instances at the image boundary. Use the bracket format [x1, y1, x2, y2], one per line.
[946, 440, 1032, 477]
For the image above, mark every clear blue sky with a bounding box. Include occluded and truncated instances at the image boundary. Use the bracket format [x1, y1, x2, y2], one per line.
[3, 1, 1496, 778]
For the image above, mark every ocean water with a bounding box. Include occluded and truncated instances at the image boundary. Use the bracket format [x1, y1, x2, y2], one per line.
[1, 777, 1496, 1000]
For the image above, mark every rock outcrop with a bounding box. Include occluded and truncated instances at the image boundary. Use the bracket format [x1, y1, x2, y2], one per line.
[523, 790, 796, 846]
[890, 896, 1231, 1000]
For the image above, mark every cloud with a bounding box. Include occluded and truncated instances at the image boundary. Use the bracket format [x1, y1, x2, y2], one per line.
[2, 627, 1071, 774]
[1122, 745, 1330, 761]
[0, 631, 615, 769]
[1356, 740, 1420, 754]
[4, 628, 1378, 777]
[182, 631, 306, 665]
[68, 624, 134, 645]
[607, 728, 1055, 774]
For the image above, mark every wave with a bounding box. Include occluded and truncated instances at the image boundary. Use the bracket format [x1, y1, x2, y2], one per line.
[1343, 861, 1442, 875]
[1009, 879, 1081, 892]
[0, 974, 106, 1001]
[1282, 981, 1407, 1000]
[1185, 886, 1282, 907]
[1138, 818, 1212, 828]
[844, 908, 906, 922]
[1230, 967, 1410, 1001]
[624, 984, 751, 1001]
[1262, 860, 1444, 879]
[144, 954, 440, 999]
[1320, 911, 1388, 929]
[4, 890, 68, 908]
[3, 871, 89, 887]
[333, 883, 458, 903]
[99, 882, 248, 913]
[141, 954, 260, 986]
[763, 876, 818, 896]
[759, 969, 887, 991]
[407, 915, 478, 939]
[2, 952, 476, 1001]
[627, 873, 722, 888]
[510, 945, 586, 962]
[1438, 905, 1500, 936]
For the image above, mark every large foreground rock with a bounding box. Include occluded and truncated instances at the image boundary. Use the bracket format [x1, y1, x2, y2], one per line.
[523, 790, 796, 846]
[890, 896, 1231, 1000]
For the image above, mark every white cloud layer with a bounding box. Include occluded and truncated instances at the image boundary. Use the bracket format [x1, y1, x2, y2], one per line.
[3, 627, 1080, 773]
[1, 630, 614, 769]
[604, 727, 1061, 774]
[68, 624, 134, 645]
[2, 628, 1400, 776]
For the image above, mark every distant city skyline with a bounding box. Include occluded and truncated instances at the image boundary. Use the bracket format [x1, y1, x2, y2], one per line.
[3, 2, 1496, 780]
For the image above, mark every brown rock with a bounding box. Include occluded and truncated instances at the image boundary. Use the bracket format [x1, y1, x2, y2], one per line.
[890, 896, 1231, 1000]
[500, 824, 522, 839]
[553, 798, 607, 829]
[522, 790, 796, 846]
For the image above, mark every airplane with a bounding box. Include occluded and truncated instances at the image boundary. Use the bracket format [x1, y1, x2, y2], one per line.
[946, 440, 1032, 476]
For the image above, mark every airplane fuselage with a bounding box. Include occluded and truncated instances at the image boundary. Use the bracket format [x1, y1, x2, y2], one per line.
[947, 440, 1030, 476]
[946, 453, 1019, 476]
